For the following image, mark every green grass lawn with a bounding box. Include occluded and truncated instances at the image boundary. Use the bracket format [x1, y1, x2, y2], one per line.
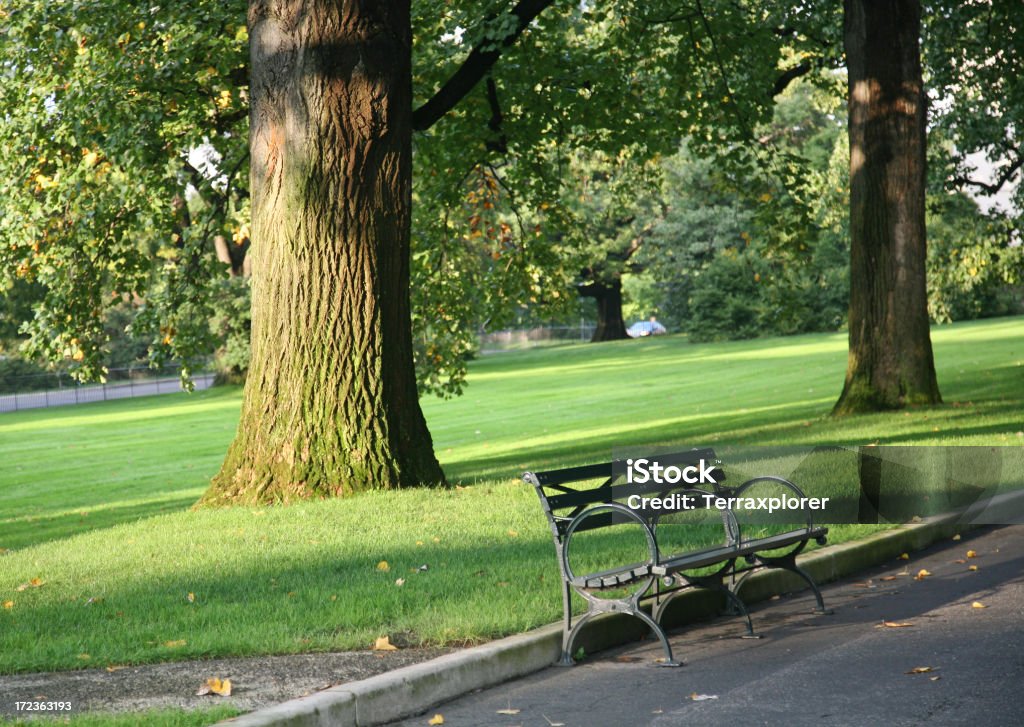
[1, 316, 1022, 675]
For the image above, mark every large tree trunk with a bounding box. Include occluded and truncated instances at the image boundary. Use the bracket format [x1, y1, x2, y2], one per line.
[204, 0, 445, 504]
[834, 0, 941, 415]
[579, 278, 629, 342]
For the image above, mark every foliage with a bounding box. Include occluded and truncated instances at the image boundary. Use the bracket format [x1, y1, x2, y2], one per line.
[927, 193, 1024, 322]
[0, 0, 249, 384]
[207, 277, 251, 383]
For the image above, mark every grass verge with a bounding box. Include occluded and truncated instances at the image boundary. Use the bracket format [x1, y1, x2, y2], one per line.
[1, 316, 1022, 674]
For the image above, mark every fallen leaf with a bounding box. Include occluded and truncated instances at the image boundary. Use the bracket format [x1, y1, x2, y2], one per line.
[966, 550, 977, 559]
[952, 534, 961, 541]
[971, 601, 987, 609]
[416, 564, 429, 572]
[376, 560, 390, 572]
[914, 569, 931, 581]
[496, 708, 521, 715]
[899, 553, 910, 560]
[432, 537, 441, 543]
[187, 592, 196, 603]
[880, 576, 899, 582]
[615, 656, 642, 663]
[507, 529, 519, 538]
[196, 677, 232, 697]
[77, 653, 90, 660]
[906, 666, 935, 674]
[395, 578, 406, 587]
[105, 665, 127, 672]
[373, 636, 399, 651]
[690, 693, 718, 701]
[2, 601, 12, 609]
[968, 565, 978, 572]
[427, 714, 444, 725]
[930, 676, 941, 681]
[163, 639, 187, 648]
[16, 578, 44, 591]
[852, 580, 875, 588]
[542, 716, 565, 727]
[953, 559, 967, 564]
[878, 621, 914, 628]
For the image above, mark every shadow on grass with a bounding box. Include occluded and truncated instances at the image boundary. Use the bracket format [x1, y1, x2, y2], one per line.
[1, 496, 201, 551]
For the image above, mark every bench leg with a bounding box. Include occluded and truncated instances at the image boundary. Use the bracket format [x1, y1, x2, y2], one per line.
[686, 575, 759, 639]
[746, 553, 833, 616]
[559, 607, 682, 667]
[633, 609, 682, 667]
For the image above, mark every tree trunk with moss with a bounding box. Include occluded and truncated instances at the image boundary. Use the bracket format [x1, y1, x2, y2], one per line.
[834, 0, 941, 415]
[205, 0, 444, 504]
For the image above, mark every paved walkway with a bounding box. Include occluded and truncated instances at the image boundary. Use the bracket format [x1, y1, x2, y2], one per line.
[390, 526, 1024, 727]
[0, 373, 215, 413]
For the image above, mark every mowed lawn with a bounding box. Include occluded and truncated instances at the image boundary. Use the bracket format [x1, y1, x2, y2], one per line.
[0, 316, 1022, 674]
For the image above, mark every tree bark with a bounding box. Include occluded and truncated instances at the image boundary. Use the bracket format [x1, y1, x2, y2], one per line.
[834, 0, 941, 414]
[579, 278, 629, 342]
[204, 0, 445, 503]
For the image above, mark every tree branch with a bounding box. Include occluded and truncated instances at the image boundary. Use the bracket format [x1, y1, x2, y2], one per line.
[952, 154, 1023, 195]
[771, 61, 811, 97]
[413, 0, 556, 131]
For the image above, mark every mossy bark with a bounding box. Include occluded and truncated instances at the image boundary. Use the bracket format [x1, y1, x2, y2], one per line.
[834, 0, 941, 415]
[204, 0, 444, 504]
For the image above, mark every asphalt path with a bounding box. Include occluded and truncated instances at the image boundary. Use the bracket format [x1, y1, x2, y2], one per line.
[392, 526, 1024, 727]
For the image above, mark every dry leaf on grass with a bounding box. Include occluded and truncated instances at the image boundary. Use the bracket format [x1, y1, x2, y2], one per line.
[2, 600, 12, 609]
[163, 640, 187, 648]
[427, 714, 444, 725]
[376, 560, 390, 572]
[906, 666, 935, 674]
[373, 636, 399, 651]
[196, 678, 232, 697]
[877, 621, 914, 628]
[15, 578, 44, 591]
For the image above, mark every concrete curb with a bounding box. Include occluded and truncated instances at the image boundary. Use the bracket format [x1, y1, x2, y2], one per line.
[221, 491, 1022, 727]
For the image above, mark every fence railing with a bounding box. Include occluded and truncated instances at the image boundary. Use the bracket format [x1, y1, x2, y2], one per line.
[478, 322, 596, 352]
[0, 366, 215, 414]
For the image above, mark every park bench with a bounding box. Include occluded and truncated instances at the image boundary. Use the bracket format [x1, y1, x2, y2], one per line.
[524, 448, 830, 666]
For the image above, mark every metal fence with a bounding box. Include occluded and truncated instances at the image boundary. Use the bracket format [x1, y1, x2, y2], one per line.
[478, 322, 596, 352]
[0, 366, 215, 414]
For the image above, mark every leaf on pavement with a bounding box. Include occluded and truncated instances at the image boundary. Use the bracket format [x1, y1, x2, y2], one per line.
[966, 550, 978, 559]
[914, 569, 931, 581]
[877, 621, 914, 628]
[971, 601, 987, 609]
[496, 708, 521, 715]
[968, 565, 978, 572]
[906, 666, 935, 674]
[373, 636, 399, 651]
[952, 534, 961, 541]
[196, 677, 232, 697]
[542, 716, 565, 726]
[690, 693, 718, 701]
[427, 714, 444, 725]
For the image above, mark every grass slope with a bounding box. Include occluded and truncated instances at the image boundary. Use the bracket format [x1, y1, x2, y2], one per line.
[0, 317, 1022, 674]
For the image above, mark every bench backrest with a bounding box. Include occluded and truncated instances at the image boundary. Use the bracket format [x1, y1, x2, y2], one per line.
[524, 448, 726, 542]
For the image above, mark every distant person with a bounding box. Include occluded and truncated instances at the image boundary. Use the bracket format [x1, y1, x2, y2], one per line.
[627, 317, 667, 338]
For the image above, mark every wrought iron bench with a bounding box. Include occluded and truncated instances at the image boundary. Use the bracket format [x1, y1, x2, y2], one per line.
[525, 448, 829, 666]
